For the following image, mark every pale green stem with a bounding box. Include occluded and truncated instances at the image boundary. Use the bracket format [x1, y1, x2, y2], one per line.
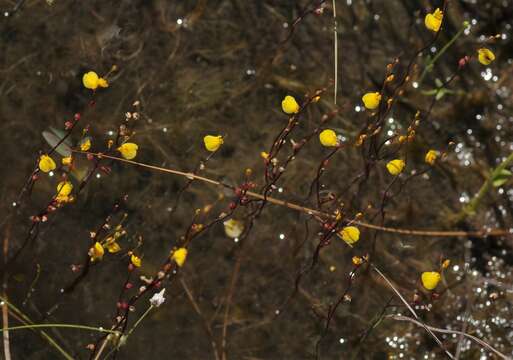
[1, 324, 117, 334]
[332, 0, 338, 104]
[0, 296, 74, 360]
[127, 305, 154, 337]
[419, 23, 469, 85]
[453, 151, 513, 223]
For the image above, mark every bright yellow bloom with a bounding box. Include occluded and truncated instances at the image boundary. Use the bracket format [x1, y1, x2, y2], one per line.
[105, 241, 121, 253]
[477, 48, 495, 65]
[55, 181, 73, 203]
[130, 254, 142, 267]
[90, 242, 104, 262]
[425, 150, 438, 165]
[319, 129, 339, 147]
[117, 143, 138, 160]
[421, 271, 441, 290]
[281, 95, 300, 114]
[171, 248, 188, 267]
[39, 155, 56, 173]
[352, 256, 364, 266]
[260, 151, 269, 160]
[56, 181, 73, 196]
[62, 156, 72, 166]
[424, 8, 443, 32]
[386, 159, 405, 176]
[82, 71, 109, 90]
[362, 92, 381, 110]
[203, 135, 223, 152]
[80, 138, 91, 151]
[338, 226, 360, 246]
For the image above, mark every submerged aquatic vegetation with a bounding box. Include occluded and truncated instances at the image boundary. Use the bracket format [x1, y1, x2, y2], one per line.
[3, 1, 513, 359]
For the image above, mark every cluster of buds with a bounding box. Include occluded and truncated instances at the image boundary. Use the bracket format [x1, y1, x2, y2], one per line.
[64, 112, 81, 130]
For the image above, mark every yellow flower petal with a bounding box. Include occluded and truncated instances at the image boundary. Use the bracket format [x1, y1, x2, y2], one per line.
[82, 71, 100, 90]
[424, 8, 443, 32]
[90, 242, 104, 261]
[118, 143, 138, 160]
[338, 226, 360, 246]
[97, 77, 109, 88]
[319, 129, 339, 147]
[425, 150, 438, 165]
[281, 95, 300, 114]
[203, 135, 223, 152]
[352, 256, 364, 265]
[477, 48, 495, 65]
[106, 242, 121, 253]
[57, 181, 73, 196]
[421, 271, 441, 290]
[39, 155, 56, 173]
[362, 92, 381, 110]
[62, 156, 72, 166]
[170, 248, 188, 267]
[130, 254, 142, 267]
[442, 259, 451, 269]
[386, 159, 405, 176]
[80, 138, 91, 151]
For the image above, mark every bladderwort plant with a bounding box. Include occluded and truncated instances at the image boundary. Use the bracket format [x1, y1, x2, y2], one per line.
[1, 1, 512, 359]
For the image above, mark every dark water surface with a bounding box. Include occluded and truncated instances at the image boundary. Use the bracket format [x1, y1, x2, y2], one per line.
[1, 1, 513, 359]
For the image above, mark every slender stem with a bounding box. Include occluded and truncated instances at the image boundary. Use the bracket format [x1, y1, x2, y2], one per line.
[418, 22, 468, 85]
[372, 265, 455, 359]
[332, 0, 338, 104]
[126, 306, 154, 337]
[75, 151, 511, 238]
[389, 315, 509, 360]
[453, 151, 513, 223]
[1, 323, 117, 333]
[0, 296, 74, 360]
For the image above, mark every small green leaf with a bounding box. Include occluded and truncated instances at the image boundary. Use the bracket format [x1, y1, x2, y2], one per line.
[492, 169, 512, 187]
[435, 78, 443, 87]
[421, 89, 438, 96]
[435, 89, 446, 100]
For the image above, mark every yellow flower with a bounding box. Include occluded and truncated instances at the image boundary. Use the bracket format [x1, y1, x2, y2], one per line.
[260, 151, 269, 160]
[82, 71, 109, 90]
[442, 259, 451, 269]
[203, 135, 223, 152]
[362, 92, 381, 110]
[477, 48, 495, 65]
[56, 188, 74, 203]
[386, 159, 405, 176]
[223, 219, 244, 238]
[281, 95, 300, 114]
[338, 226, 360, 246]
[56, 181, 73, 197]
[425, 150, 438, 165]
[97, 78, 109, 88]
[80, 138, 91, 151]
[424, 8, 443, 32]
[170, 248, 188, 267]
[105, 241, 121, 253]
[117, 143, 138, 160]
[89, 242, 104, 262]
[319, 129, 339, 147]
[130, 254, 142, 267]
[421, 271, 441, 290]
[62, 156, 72, 166]
[38, 155, 56, 173]
[352, 256, 364, 266]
